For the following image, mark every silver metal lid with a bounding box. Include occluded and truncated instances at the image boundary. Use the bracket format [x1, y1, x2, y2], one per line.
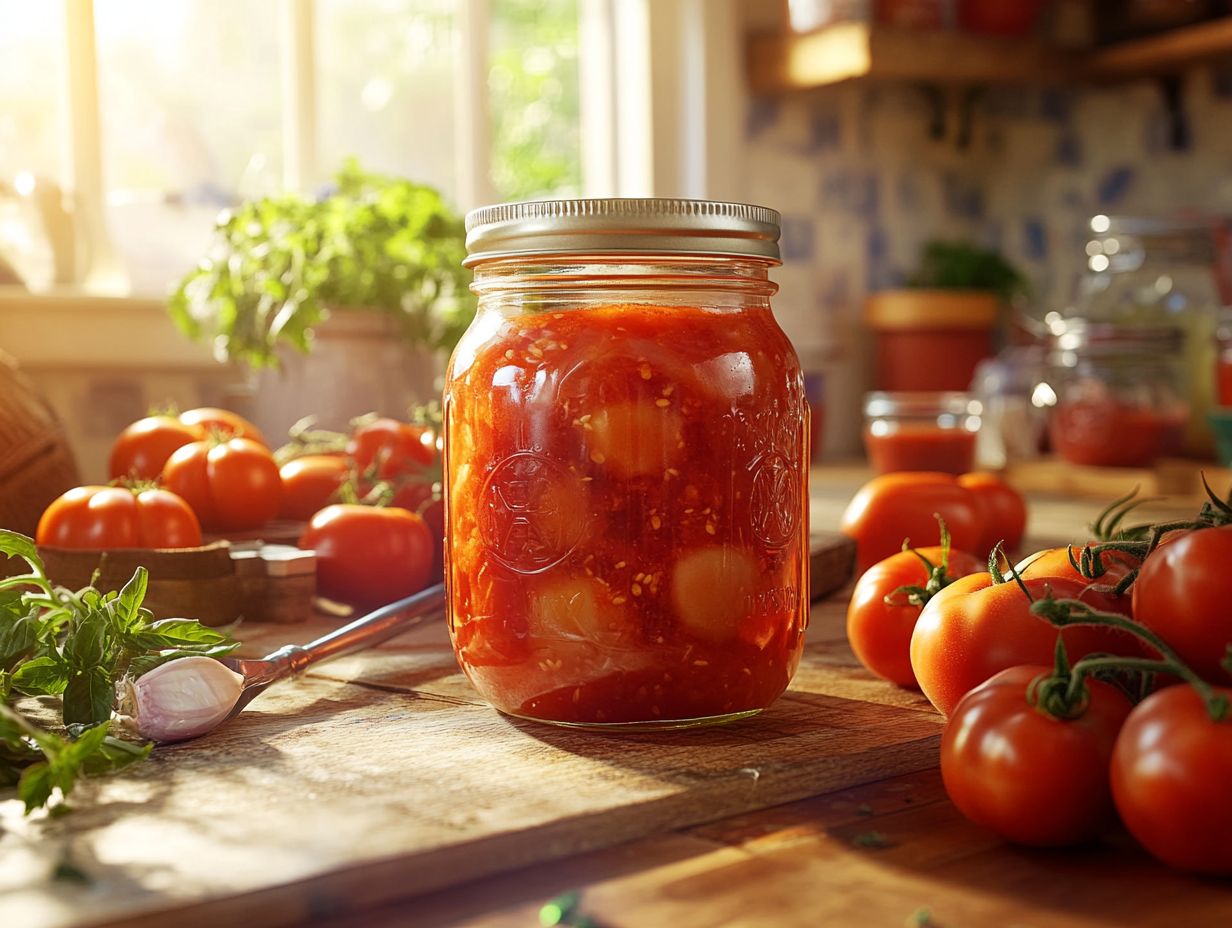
[463, 198, 782, 266]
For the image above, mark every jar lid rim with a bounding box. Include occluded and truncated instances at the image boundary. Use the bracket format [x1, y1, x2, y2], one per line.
[464, 197, 782, 266]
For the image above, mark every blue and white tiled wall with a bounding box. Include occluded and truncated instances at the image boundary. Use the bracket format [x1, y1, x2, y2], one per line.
[746, 66, 1232, 456]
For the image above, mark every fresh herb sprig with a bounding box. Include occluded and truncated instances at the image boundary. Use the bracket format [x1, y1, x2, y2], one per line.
[0, 529, 238, 813]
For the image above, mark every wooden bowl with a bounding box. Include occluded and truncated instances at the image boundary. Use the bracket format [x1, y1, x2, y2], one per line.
[39, 543, 244, 627]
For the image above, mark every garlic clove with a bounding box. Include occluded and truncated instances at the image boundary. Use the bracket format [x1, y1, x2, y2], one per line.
[124, 656, 245, 743]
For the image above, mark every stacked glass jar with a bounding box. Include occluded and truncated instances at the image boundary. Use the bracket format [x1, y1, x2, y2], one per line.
[1048, 215, 1223, 468]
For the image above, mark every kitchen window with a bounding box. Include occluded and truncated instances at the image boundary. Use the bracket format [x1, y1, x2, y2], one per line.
[0, 0, 582, 297]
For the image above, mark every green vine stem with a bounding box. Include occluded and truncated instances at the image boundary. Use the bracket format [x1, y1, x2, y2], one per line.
[1031, 596, 1230, 722]
[883, 517, 961, 609]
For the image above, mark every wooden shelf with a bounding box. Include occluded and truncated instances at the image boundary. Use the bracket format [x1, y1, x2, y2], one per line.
[1084, 16, 1232, 81]
[747, 23, 1074, 94]
[747, 17, 1232, 95]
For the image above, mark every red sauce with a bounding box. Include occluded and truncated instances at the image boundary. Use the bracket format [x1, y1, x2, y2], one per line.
[1050, 401, 1186, 468]
[865, 425, 976, 475]
[444, 304, 809, 725]
[1218, 357, 1232, 407]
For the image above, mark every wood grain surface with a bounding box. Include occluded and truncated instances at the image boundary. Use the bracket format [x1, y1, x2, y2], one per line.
[0, 571, 937, 928]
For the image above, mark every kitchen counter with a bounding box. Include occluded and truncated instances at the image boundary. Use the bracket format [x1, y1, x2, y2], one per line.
[3, 471, 1230, 927]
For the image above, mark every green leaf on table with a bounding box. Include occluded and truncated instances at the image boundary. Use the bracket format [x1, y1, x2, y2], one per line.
[126, 642, 240, 679]
[64, 614, 110, 670]
[10, 655, 68, 695]
[79, 735, 151, 776]
[128, 618, 231, 651]
[63, 667, 115, 726]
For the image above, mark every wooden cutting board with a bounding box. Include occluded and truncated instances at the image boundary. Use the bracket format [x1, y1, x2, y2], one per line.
[0, 578, 938, 928]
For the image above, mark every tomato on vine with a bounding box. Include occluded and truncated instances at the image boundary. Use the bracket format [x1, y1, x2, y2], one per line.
[1131, 525, 1232, 684]
[841, 472, 985, 574]
[36, 485, 202, 549]
[910, 565, 1139, 716]
[941, 663, 1132, 847]
[279, 455, 352, 522]
[847, 531, 983, 687]
[109, 415, 203, 480]
[958, 472, 1027, 554]
[298, 504, 435, 608]
[162, 437, 282, 532]
[1111, 684, 1232, 874]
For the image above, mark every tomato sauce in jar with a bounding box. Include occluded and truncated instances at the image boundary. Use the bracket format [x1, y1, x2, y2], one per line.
[1047, 322, 1188, 469]
[445, 200, 809, 729]
[1050, 401, 1186, 468]
[862, 392, 981, 475]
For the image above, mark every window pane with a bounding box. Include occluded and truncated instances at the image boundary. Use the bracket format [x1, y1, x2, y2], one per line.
[95, 0, 282, 293]
[316, 0, 457, 196]
[0, 2, 66, 289]
[489, 0, 581, 201]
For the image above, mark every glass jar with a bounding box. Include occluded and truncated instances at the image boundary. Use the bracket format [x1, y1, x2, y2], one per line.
[445, 199, 809, 729]
[1217, 309, 1232, 408]
[863, 392, 981, 475]
[1073, 215, 1221, 454]
[1047, 321, 1187, 468]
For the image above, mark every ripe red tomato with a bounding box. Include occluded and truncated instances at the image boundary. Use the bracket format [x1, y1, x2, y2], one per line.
[178, 407, 267, 446]
[36, 485, 202, 549]
[1131, 525, 1232, 684]
[162, 438, 282, 532]
[958, 472, 1027, 554]
[109, 416, 203, 480]
[279, 455, 351, 521]
[942, 665, 1132, 847]
[841, 472, 985, 575]
[910, 573, 1140, 716]
[846, 544, 984, 687]
[1016, 545, 1138, 619]
[298, 504, 434, 608]
[1111, 684, 1232, 874]
[347, 418, 436, 481]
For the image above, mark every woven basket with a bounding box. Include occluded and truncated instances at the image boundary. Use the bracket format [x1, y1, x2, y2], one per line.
[0, 350, 81, 539]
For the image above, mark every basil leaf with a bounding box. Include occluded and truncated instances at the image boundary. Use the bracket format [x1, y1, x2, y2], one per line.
[79, 736, 152, 776]
[63, 667, 115, 726]
[129, 618, 230, 651]
[0, 530, 41, 572]
[113, 568, 148, 630]
[10, 655, 68, 696]
[64, 617, 108, 670]
[0, 610, 42, 671]
[127, 642, 240, 678]
[18, 762, 53, 813]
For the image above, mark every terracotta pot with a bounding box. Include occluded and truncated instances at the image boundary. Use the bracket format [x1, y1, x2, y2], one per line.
[251, 308, 441, 439]
[864, 290, 1000, 393]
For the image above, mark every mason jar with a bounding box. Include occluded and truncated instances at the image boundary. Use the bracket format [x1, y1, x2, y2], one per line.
[863, 391, 982, 475]
[444, 199, 809, 729]
[1048, 321, 1188, 468]
[1076, 215, 1221, 454]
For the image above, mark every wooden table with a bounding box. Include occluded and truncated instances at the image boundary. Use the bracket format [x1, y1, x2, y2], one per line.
[5, 471, 1232, 927]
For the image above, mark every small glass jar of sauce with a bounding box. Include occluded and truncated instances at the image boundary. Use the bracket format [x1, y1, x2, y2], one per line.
[1048, 321, 1187, 468]
[863, 392, 981, 475]
[444, 199, 809, 729]
[1217, 310, 1232, 408]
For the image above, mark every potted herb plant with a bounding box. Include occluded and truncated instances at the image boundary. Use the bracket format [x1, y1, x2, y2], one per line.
[864, 240, 1028, 393]
[169, 159, 475, 438]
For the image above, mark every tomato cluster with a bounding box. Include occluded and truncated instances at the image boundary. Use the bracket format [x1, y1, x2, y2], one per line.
[845, 477, 1232, 873]
[36, 408, 444, 609]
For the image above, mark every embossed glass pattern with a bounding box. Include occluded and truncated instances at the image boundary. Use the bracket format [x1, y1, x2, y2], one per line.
[445, 200, 808, 729]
